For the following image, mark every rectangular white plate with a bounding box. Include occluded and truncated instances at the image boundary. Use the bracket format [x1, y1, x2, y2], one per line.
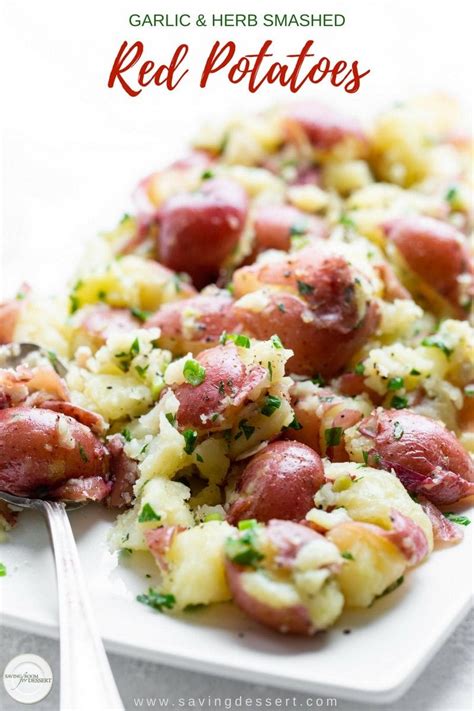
[0, 505, 472, 704]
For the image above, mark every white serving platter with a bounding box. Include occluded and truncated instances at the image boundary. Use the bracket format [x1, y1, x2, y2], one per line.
[0, 504, 472, 704]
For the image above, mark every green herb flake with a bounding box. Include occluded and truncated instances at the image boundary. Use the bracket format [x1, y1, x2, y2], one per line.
[393, 421, 404, 440]
[377, 576, 404, 599]
[183, 429, 198, 455]
[362, 451, 369, 466]
[261, 395, 281, 417]
[78, 444, 89, 463]
[201, 169, 214, 180]
[130, 337, 140, 356]
[289, 222, 308, 236]
[410, 368, 421, 376]
[391, 395, 408, 410]
[464, 385, 474, 398]
[267, 361, 273, 381]
[443, 512, 471, 526]
[226, 531, 264, 568]
[131, 307, 152, 322]
[135, 364, 150, 379]
[204, 512, 224, 522]
[69, 294, 80, 314]
[341, 551, 355, 561]
[183, 359, 206, 386]
[136, 589, 175, 612]
[0, 563, 6, 577]
[271, 334, 284, 349]
[354, 362, 365, 375]
[237, 519, 258, 531]
[138, 503, 161, 523]
[238, 419, 255, 440]
[312, 373, 326, 387]
[121, 428, 132, 442]
[219, 332, 251, 348]
[195, 453, 204, 463]
[324, 427, 343, 447]
[184, 603, 206, 612]
[388, 376, 404, 391]
[297, 280, 314, 296]
[339, 213, 356, 228]
[165, 413, 176, 426]
[421, 335, 453, 358]
[445, 186, 459, 205]
[288, 416, 303, 430]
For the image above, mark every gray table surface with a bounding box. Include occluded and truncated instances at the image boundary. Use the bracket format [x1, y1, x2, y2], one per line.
[1, 609, 472, 711]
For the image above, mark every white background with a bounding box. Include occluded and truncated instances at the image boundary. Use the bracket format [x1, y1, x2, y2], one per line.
[1, 1, 473, 708]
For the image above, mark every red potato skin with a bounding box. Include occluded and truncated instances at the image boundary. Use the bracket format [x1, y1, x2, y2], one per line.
[358, 408, 474, 504]
[284, 102, 366, 151]
[225, 520, 334, 635]
[0, 406, 109, 497]
[226, 440, 325, 524]
[49, 476, 112, 502]
[253, 204, 328, 253]
[145, 291, 239, 354]
[158, 178, 248, 289]
[173, 344, 267, 431]
[232, 291, 379, 377]
[76, 305, 140, 347]
[384, 216, 473, 314]
[106, 434, 139, 509]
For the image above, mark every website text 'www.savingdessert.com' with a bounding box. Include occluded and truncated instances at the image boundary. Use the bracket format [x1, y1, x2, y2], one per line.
[132, 696, 338, 708]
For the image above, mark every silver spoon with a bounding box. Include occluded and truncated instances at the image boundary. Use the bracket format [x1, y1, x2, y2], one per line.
[0, 492, 124, 710]
[1, 343, 124, 709]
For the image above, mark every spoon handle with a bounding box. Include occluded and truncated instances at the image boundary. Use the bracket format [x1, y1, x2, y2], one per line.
[41, 501, 124, 710]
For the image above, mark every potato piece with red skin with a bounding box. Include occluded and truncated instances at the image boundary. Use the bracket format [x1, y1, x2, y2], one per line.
[226, 440, 324, 524]
[225, 519, 344, 635]
[0, 301, 22, 344]
[74, 305, 140, 349]
[0, 406, 109, 498]
[384, 216, 473, 316]
[286, 382, 370, 459]
[284, 102, 367, 153]
[145, 290, 238, 355]
[106, 433, 140, 509]
[354, 408, 474, 504]
[158, 178, 248, 289]
[172, 344, 267, 431]
[232, 290, 379, 378]
[253, 204, 328, 253]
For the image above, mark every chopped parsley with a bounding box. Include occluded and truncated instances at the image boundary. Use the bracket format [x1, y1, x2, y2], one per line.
[115, 338, 141, 372]
[138, 503, 161, 523]
[261, 395, 281, 417]
[288, 416, 303, 430]
[165, 412, 176, 426]
[97, 290, 107, 301]
[421, 335, 452, 358]
[219, 333, 251, 348]
[131, 307, 152, 322]
[393, 421, 404, 440]
[267, 361, 273, 381]
[362, 451, 369, 466]
[136, 589, 176, 612]
[121, 428, 132, 442]
[312, 373, 325, 387]
[204, 512, 224, 522]
[289, 222, 308, 236]
[339, 213, 356, 229]
[341, 551, 355, 561]
[271, 334, 283, 349]
[354, 362, 365, 375]
[388, 376, 404, 391]
[324, 427, 343, 447]
[0, 563, 6, 577]
[410, 368, 421, 376]
[201, 169, 214, 180]
[69, 294, 80, 314]
[445, 186, 459, 206]
[237, 419, 255, 440]
[443, 512, 471, 526]
[297, 280, 314, 296]
[391, 395, 408, 410]
[237, 519, 258, 531]
[376, 576, 404, 599]
[195, 453, 204, 463]
[226, 530, 264, 567]
[78, 445, 89, 463]
[464, 385, 474, 398]
[183, 359, 206, 386]
[183, 429, 198, 454]
[135, 364, 149, 379]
